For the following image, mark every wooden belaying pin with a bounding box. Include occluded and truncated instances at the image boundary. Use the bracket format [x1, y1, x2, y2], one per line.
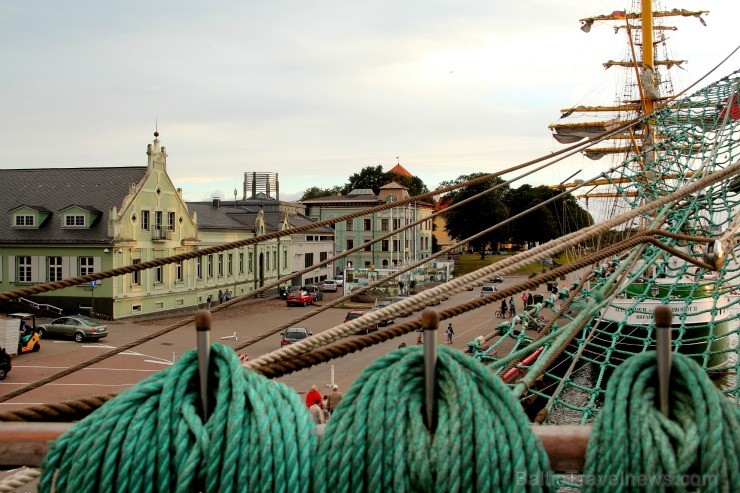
[654, 305, 673, 418]
[195, 310, 212, 422]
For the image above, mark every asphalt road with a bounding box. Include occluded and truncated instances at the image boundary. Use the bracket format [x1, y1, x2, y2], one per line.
[0, 275, 559, 412]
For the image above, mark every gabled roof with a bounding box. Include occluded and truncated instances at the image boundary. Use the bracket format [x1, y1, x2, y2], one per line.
[0, 167, 147, 245]
[379, 181, 408, 190]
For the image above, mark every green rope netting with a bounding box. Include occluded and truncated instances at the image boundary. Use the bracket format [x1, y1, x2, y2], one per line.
[314, 346, 554, 492]
[583, 351, 740, 492]
[39, 344, 316, 493]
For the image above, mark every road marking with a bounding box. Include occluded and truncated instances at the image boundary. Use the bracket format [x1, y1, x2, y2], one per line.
[10, 365, 160, 372]
[144, 360, 173, 366]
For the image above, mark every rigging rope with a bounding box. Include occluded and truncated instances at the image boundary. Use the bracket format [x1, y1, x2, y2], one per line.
[313, 345, 555, 492]
[38, 344, 316, 493]
[583, 351, 740, 492]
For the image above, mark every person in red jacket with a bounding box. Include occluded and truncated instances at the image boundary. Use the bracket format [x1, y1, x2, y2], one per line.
[305, 384, 322, 409]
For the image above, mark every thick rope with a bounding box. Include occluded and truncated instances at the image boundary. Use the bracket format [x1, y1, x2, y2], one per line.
[313, 345, 554, 492]
[583, 352, 740, 492]
[0, 467, 41, 493]
[39, 344, 316, 493]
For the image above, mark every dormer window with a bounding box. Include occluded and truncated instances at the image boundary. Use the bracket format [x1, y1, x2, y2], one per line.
[15, 214, 34, 226]
[65, 215, 85, 227]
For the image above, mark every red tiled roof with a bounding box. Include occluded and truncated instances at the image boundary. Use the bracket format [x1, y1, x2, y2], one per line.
[389, 164, 413, 177]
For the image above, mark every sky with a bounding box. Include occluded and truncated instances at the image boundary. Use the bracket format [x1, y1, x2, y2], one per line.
[1, 1, 738, 203]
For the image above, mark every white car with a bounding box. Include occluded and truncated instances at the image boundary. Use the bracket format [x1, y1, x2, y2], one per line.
[333, 275, 344, 287]
[322, 280, 338, 292]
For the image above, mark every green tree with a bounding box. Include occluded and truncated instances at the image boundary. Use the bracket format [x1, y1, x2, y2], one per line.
[440, 173, 510, 257]
[345, 165, 387, 194]
[301, 185, 344, 200]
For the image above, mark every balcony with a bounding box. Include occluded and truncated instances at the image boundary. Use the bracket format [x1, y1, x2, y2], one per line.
[152, 227, 172, 242]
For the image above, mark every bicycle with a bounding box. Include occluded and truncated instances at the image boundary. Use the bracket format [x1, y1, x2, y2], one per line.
[494, 310, 510, 319]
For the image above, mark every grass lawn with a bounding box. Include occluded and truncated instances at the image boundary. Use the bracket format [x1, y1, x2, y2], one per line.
[453, 252, 577, 277]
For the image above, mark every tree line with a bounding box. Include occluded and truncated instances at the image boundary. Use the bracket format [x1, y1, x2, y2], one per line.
[301, 167, 593, 253]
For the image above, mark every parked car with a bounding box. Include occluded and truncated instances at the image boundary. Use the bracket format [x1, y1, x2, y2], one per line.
[303, 285, 324, 301]
[280, 327, 312, 347]
[343, 310, 378, 334]
[322, 280, 338, 292]
[286, 290, 313, 307]
[480, 284, 497, 297]
[38, 315, 108, 342]
[492, 277, 504, 283]
[370, 300, 394, 326]
[333, 275, 344, 287]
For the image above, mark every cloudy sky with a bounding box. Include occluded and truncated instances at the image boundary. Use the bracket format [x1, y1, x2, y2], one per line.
[1, 1, 737, 202]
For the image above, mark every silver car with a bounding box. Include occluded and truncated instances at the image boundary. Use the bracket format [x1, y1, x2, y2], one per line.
[38, 315, 108, 343]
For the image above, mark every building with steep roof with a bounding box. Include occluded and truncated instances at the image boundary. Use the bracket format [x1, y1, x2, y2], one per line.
[0, 135, 332, 319]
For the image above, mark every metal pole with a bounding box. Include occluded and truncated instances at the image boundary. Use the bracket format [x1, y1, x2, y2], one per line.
[195, 310, 212, 421]
[654, 305, 672, 418]
[421, 308, 439, 432]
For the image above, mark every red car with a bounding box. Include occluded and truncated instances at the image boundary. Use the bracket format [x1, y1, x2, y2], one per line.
[344, 310, 378, 334]
[286, 290, 313, 307]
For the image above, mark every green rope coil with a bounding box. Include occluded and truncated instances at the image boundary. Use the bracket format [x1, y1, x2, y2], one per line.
[313, 346, 554, 492]
[39, 343, 316, 493]
[583, 352, 740, 492]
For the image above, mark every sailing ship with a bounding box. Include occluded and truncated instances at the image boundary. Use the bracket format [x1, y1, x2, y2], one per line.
[469, 0, 739, 427]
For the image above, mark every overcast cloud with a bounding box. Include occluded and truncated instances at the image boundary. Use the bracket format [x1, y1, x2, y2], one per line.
[1, 1, 737, 202]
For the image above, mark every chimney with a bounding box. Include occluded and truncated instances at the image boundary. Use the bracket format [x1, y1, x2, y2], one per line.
[213, 197, 221, 208]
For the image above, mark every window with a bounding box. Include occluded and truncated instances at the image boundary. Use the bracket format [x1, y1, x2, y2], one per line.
[17, 256, 31, 282]
[15, 215, 34, 226]
[141, 210, 150, 231]
[176, 260, 183, 282]
[239, 253, 244, 274]
[265, 252, 269, 270]
[155, 265, 163, 284]
[207, 255, 214, 278]
[65, 215, 85, 227]
[381, 218, 389, 231]
[304, 252, 314, 269]
[320, 252, 328, 262]
[132, 259, 141, 285]
[393, 239, 401, 252]
[228, 254, 233, 275]
[283, 250, 287, 267]
[248, 252, 253, 273]
[381, 240, 389, 252]
[346, 239, 354, 250]
[272, 251, 277, 270]
[363, 218, 371, 230]
[346, 219, 353, 231]
[196, 257, 202, 279]
[364, 239, 371, 252]
[155, 211, 163, 229]
[393, 218, 401, 229]
[364, 261, 371, 268]
[48, 256, 62, 282]
[218, 254, 224, 276]
[79, 257, 94, 276]
[167, 212, 175, 231]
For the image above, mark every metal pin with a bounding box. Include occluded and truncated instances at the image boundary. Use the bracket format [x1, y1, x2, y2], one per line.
[194, 310, 212, 421]
[421, 308, 439, 432]
[654, 305, 673, 418]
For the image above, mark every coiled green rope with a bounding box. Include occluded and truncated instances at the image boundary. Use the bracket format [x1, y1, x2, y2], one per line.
[39, 343, 316, 493]
[313, 346, 554, 492]
[584, 352, 740, 492]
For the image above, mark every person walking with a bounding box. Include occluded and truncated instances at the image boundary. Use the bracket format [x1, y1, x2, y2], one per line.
[309, 401, 325, 425]
[206, 294, 213, 308]
[509, 297, 516, 317]
[446, 323, 454, 344]
[327, 385, 343, 415]
[521, 293, 528, 306]
[527, 293, 534, 306]
[305, 384, 322, 409]
[218, 289, 224, 304]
